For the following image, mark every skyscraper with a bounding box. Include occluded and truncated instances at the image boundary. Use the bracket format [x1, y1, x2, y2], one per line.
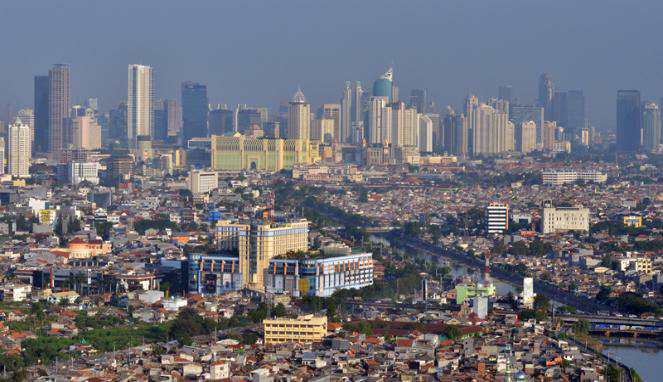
[340, 81, 352, 144]
[70, 115, 102, 150]
[642, 101, 661, 153]
[353, 81, 364, 125]
[566, 90, 586, 139]
[181, 82, 209, 143]
[287, 88, 310, 140]
[165, 100, 181, 141]
[537, 73, 554, 120]
[109, 103, 128, 144]
[8, 123, 31, 178]
[616, 90, 642, 151]
[318, 104, 341, 143]
[515, 121, 537, 154]
[209, 107, 234, 136]
[367, 96, 390, 144]
[0, 137, 4, 175]
[48, 64, 70, 155]
[16, 109, 34, 151]
[33, 75, 49, 154]
[498, 85, 513, 102]
[419, 114, 433, 153]
[410, 89, 427, 114]
[127, 64, 153, 148]
[372, 68, 393, 100]
[510, 104, 544, 145]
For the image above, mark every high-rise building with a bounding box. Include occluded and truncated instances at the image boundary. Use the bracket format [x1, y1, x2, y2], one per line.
[70, 116, 102, 150]
[472, 103, 510, 156]
[188, 170, 218, 194]
[390, 101, 418, 148]
[566, 90, 585, 139]
[486, 202, 509, 234]
[34, 75, 49, 154]
[510, 104, 544, 145]
[372, 67, 393, 100]
[109, 103, 128, 144]
[181, 82, 209, 143]
[543, 121, 557, 151]
[165, 100, 181, 141]
[16, 109, 34, 151]
[318, 104, 340, 143]
[616, 90, 642, 151]
[0, 137, 4, 175]
[8, 123, 31, 178]
[209, 107, 234, 136]
[537, 73, 554, 120]
[515, 121, 537, 154]
[498, 85, 513, 102]
[288, 89, 310, 140]
[48, 64, 70, 155]
[367, 96, 390, 145]
[127, 64, 153, 148]
[551, 91, 568, 129]
[353, 81, 364, 126]
[410, 89, 427, 113]
[237, 108, 262, 133]
[642, 101, 661, 153]
[442, 107, 468, 158]
[419, 114, 433, 153]
[153, 100, 168, 142]
[340, 81, 352, 143]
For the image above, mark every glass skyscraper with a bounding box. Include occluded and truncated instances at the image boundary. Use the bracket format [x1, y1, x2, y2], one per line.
[616, 90, 641, 151]
[181, 82, 209, 143]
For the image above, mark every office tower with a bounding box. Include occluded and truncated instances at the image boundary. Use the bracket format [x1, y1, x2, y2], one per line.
[616, 90, 642, 151]
[16, 109, 34, 151]
[498, 85, 513, 102]
[288, 89, 310, 140]
[538, 73, 554, 120]
[164, 100, 181, 141]
[551, 91, 568, 128]
[367, 96, 390, 144]
[70, 115, 102, 150]
[341, 81, 352, 143]
[372, 67, 393, 100]
[86, 98, 98, 112]
[209, 107, 234, 136]
[566, 90, 585, 139]
[509, 104, 544, 145]
[390, 102, 418, 148]
[318, 104, 340, 143]
[419, 114, 433, 153]
[109, 103, 128, 144]
[153, 100, 168, 141]
[543, 121, 557, 151]
[127, 64, 153, 147]
[312, 118, 335, 143]
[181, 82, 209, 143]
[580, 128, 590, 146]
[48, 64, 70, 155]
[8, 123, 31, 177]
[516, 121, 537, 154]
[486, 202, 509, 234]
[0, 137, 4, 174]
[410, 89, 427, 113]
[472, 103, 509, 156]
[214, 219, 309, 288]
[263, 121, 280, 139]
[188, 170, 218, 194]
[34, 75, 49, 154]
[489, 98, 509, 117]
[237, 108, 262, 133]
[642, 101, 661, 152]
[353, 81, 364, 125]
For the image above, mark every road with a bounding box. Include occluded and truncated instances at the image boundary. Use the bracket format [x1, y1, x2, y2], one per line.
[384, 232, 613, 314]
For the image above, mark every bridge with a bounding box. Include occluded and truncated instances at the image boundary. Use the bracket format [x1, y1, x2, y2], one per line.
[558, 314, 663, 337]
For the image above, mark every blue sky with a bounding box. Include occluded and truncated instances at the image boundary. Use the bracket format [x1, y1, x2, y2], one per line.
[1, 0, 662, 130]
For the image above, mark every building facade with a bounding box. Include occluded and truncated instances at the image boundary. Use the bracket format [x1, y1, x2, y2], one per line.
[541, 206, 590, 234]
[263, 315, 327, 345]
[128, 64, 153, 148]
[486, 202, 509, 234]
[542, 170, 607, 185]
[48, 64, 70, 155]
[8, 123, 31, 178]
[182, 82, 209, 143]
[288, 89, 310, 140]
[188, 170, 218, 194]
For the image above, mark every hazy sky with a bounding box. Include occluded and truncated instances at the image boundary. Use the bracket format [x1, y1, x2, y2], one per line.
[2, 0, 663, 130]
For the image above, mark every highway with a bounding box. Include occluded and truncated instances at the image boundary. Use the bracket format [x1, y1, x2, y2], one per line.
[384, 232, 614, 314]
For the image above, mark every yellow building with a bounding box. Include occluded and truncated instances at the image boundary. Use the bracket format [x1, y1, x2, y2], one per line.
[263, 315, 327, 345]
[211, 133, 319, 171]
[215, 219, 309, 288]
[623, 214, 643, 228]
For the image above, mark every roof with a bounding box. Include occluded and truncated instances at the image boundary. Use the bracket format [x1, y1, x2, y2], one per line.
[291, 88, 307, 103]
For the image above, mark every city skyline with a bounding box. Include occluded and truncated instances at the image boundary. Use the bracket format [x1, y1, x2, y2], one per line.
[2, 0, 663, 131]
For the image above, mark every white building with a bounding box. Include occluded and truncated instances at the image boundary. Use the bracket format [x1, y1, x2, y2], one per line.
[67, 162, 99, 185]
[618, 256, 652, 274]
[521, 277, 535, 308]
[367, 96, 391, 145]
[70, 115, 102, 150]
[128, 64, 153, 148]
[16, 109, 34, 149]
[288, 89, 311, 140]
[516, 121, 537, 154]
[542, 170, 607, 185]
[486, 202, 509, 234]
[8, 123, 31, 178]
[541, 206, 589, 234]
[188, 170, 218, 194]
[0, 137, 4, 175]
[419, 114, 433, 153]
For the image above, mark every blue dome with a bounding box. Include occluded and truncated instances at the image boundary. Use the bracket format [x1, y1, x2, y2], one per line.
[373, 78, 392, 98]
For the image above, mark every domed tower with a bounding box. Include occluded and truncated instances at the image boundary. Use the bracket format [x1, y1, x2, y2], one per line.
[372, 67, 393, 100]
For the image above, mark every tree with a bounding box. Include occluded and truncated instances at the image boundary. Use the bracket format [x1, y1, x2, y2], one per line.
[444, 325, 462, 340]
[533, 295, 550, 313]
[573, 319, 590, 335]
